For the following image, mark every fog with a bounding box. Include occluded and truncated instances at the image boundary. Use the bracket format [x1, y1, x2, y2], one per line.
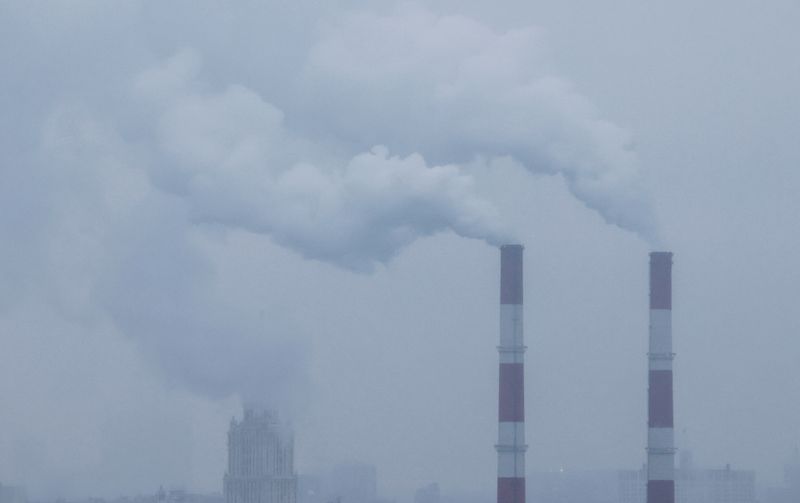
[0, 1, 799, 502]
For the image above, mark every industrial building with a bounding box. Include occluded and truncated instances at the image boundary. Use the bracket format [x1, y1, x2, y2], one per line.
[760, 449, 800, 503]
[224, 408, 297, 503]
[619, 463, 755, 503]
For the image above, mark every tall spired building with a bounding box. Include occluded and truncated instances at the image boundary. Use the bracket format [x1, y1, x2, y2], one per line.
[224, 408, 298, 503]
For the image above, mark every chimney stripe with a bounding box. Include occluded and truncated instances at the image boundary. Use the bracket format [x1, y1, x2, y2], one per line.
[649, 253, 672, 309]
[499, 364, 525, 422]
[500, 245, 523, 305]
[647, 481, 675, 503]
[648, 370, 674, 427]
[497, 478, 525, 503]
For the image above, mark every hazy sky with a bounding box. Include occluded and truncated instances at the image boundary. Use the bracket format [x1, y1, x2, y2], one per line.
[1, 1, 799, 501]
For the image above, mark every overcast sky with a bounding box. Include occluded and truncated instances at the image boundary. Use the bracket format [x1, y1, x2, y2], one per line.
[1, 1, 799, 501]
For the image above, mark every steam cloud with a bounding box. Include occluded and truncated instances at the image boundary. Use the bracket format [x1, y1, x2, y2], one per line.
[300, 6, 658, 243]
[99, 4, 660, 408]
[127, 6, 660, 273]
[0, 6, 659, 489]
[134, 50, 511, 271]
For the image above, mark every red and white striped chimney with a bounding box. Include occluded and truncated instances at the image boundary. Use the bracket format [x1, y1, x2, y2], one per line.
[647, 252, 675, 503]
[497, 244, 526, 503]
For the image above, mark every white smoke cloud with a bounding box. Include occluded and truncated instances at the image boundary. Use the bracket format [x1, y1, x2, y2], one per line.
[27, 103, 311, 411]
[0, 4, 660, 445]
[0, 3, 662, 495]
[299, 5, 659, 243]
[134, 50, 511, 271]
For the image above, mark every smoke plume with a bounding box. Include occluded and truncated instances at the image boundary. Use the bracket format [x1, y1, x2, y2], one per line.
[300, 6, 659, 243]
[135, 50, 511, 271]
[0, 3, 660, 420]
[0, 3, 661, 494]
[0, 3, 661, 422]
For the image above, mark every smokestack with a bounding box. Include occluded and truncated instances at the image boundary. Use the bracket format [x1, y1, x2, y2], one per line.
[647, 252, 675, 503]
[497, 244, 526, 503]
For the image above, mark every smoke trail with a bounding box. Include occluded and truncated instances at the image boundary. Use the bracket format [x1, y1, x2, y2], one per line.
[3, 6, 661, 416]
[0, 3, 663, 495]
[105, 14, 660, 406]
[134, 50, 511, 271]
[26, 104, 310, 411]
[31, 48, 509, 413]
[299, 6, 659, 243]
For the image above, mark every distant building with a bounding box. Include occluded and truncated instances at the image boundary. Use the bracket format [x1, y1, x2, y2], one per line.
[224, 408, 297, 503]
[618, 461, 755, 503]
[617, 468, 645, 503]
[681, 465, 755, 503]
[761, 448, 800, 503]
[0, 483, 26, 503]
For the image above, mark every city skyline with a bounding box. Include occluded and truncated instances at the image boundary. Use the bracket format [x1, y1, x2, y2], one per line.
[1, 1, 799, 502]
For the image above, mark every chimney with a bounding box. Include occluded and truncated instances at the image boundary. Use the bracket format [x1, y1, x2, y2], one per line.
[647, 252, 675, 503]
[497, 244, 526, 503]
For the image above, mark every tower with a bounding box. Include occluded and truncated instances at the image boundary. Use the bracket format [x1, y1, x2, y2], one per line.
[224, 408, 298, 503]
[647, 252, 675, 503]
[497, 244, 526, 503]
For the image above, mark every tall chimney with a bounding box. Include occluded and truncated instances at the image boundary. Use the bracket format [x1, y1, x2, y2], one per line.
[497, 244, 526, 503]
[647, 252, 675, 503]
